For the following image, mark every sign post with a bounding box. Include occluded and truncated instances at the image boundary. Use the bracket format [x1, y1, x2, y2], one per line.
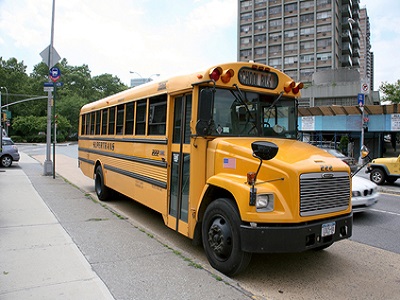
[358, 93, 365, 165]
[40, 0, 60, 177]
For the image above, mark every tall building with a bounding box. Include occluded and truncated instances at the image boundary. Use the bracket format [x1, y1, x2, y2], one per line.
[237, 0, 372, 87]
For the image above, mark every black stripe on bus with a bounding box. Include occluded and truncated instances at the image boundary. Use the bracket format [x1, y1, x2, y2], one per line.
[79, 136, 168, 145]
[104, 164, 167, 189]
[79, 147, 168, 168]
[78, 157, 95, 166]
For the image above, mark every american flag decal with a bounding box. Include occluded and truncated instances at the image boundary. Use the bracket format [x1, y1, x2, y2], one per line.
[223, 158, 236, 169]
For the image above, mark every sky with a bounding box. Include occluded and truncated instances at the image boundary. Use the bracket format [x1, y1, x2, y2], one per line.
[0, 0, 399, 91]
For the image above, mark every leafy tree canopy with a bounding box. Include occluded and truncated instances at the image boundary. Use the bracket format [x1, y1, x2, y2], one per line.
[0, 56, 129, 139]
[380, 80, 400, 103]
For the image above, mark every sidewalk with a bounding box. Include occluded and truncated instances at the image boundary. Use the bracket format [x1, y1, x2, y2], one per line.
[0, 153, 250, 300]
[0, 153, 114, 299]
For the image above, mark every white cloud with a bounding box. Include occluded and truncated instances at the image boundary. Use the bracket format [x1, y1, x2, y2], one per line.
[0, 0, 236, 85]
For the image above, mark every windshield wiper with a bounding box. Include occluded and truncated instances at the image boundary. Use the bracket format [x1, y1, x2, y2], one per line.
[231, 84, 259, 135]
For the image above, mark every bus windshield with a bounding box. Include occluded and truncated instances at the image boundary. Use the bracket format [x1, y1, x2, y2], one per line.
[202, 87, 297, 139]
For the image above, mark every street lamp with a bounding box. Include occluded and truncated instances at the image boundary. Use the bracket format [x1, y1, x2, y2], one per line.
[129, 72, 160, 87]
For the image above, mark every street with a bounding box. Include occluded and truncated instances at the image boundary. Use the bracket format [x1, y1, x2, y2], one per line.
[15, 143, 400, 299]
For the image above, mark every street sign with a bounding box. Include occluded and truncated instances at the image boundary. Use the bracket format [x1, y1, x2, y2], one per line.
[49, 67, 61, 82]
[40, 45, 61, 68]
[358, 93, 365, 107]
[361, 82, 369, 94]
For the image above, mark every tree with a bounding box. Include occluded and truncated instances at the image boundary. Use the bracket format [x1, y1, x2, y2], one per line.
[380, 80, 400, 103]
[92, 73, 127, 99]
[1, 56, 128, 141]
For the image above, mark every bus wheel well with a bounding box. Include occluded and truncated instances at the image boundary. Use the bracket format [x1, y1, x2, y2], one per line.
[94, 160, 102, 176]
[192, 185, 237, 247]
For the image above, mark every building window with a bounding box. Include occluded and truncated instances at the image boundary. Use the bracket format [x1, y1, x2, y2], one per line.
[284, 3, 297, 13]
[317, 39, 332, 48]
[284, 29, 298, 38]
[300, 54, 314, 63]
[241, 25, 251, 34]
[255, 35, 266, 43]
[255, 47, 265, 56]
[300, 1, 313, 9]
[285, 56, 298, 64]
[317, 11, 331, 20]
[241, 0, 252, 9]
[255, 10, 266, 19]
[269, 19, 282, 28]
[269, 32, 282, 41]
[285, 16, 298, 25]
[300, 13, 314, 23]
[317, 0, 331, 6]
[255, 22, 266, 31]
[317, 53, 331, 61]
[269, 6, 281, 15]
[269, 58, 282, 68]
[241, 37, 252, 46]
[300, 41, 314, 50]
[241, 12, 252, 22]
[269, 44, 282, 54]
[300, 27, 315, 36]
[285, 43, 298, 51]
[317, 24, 331, 33]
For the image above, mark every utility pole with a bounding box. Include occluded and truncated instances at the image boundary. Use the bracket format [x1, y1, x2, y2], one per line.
[41, 0, 61, 176]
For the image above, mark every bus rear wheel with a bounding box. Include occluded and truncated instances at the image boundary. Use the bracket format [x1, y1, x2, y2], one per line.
[202, 198, 252, 277]
[95, 165, 111, 201]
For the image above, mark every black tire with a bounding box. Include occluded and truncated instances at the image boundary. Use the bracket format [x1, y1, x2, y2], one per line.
[202, 198, 252, 276]
[1, 155, 12, 168]
[369, 168, 385, 185]
[95, 165, 111, 201]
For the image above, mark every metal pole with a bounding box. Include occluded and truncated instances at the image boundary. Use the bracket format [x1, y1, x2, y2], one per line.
[0, 91, 2, 152]
[44, 0, 56, 175]
[52, 85, 56, 179]
[359, 106, 365, 165]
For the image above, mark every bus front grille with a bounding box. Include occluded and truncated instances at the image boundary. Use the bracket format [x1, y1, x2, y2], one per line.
[300, 172, 350, 216]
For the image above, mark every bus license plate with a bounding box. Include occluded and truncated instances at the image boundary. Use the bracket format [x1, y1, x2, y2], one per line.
[321, 222, 336, 237]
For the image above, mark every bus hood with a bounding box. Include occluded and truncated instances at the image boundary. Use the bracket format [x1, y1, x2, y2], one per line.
[208, 137, 351, 179]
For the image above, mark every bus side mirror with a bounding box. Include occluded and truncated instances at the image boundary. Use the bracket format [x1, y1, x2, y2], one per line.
[251, 141, 279, 161]
[196, 88, 214, 136]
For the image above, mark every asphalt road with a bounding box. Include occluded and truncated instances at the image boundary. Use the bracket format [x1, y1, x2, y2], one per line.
[16, 143, 400, 299]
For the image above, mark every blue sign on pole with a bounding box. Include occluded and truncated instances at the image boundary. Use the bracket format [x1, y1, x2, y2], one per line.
[358, 93, 365, 107]
[49, 67, 61, 82]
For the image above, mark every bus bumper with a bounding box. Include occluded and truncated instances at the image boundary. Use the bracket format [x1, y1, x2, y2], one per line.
[240, 213, 352, 253]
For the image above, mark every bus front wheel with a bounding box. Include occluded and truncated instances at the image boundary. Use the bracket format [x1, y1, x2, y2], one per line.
[95, 165, 111, 201]
[202, 198, 252, 277]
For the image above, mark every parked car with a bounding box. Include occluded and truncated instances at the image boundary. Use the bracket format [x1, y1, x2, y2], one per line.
[1, 137, 20, 167]
[366, 155, 400, 185]
[351, 175, 379, 212]
[321, 148, 358, 172]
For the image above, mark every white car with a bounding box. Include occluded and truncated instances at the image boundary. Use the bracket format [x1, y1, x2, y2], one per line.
[352, 175, 379, 212]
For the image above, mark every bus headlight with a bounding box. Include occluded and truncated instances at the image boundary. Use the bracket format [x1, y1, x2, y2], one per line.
[256, 194, 274, 212]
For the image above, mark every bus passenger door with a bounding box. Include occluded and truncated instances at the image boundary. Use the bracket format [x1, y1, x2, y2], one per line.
[169, 94, 192, 235]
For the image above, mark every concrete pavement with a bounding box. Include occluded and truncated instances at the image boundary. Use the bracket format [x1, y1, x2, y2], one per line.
[0, 152, 251, 300]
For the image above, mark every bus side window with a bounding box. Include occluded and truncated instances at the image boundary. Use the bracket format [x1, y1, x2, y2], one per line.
[116, 104, 124, 135]
[148, 95, 167, 135]
[109, 107, 116, 135]
[125, 102, 135, 135]
[101, 109, 108, 135]
[136, 100, 147, 135]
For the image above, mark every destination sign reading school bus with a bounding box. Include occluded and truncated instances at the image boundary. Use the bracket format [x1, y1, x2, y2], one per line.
[238, 67, 278, 89]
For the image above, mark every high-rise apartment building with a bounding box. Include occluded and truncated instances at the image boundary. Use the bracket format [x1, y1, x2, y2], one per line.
[237, 0, 372, 86]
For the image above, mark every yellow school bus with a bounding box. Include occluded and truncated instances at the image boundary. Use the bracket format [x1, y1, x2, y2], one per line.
[78, 62, 352, 276]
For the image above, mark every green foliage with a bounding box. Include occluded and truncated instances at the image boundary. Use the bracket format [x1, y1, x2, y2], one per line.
[0, 56, 129, 140]
[380, 80, 400, 103]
